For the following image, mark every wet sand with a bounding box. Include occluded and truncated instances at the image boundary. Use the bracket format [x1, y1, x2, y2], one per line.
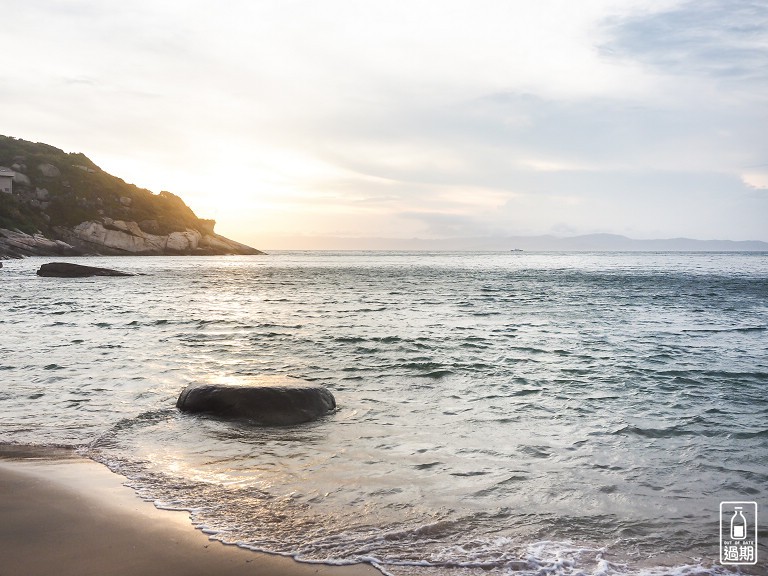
[0, 449, 379, 576]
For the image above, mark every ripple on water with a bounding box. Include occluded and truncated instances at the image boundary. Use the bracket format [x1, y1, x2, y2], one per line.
[1, 252, 767, 575]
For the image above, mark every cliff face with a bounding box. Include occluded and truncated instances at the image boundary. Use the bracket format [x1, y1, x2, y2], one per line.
[57, 220, 260, 256]
[0, 135, 263, 258]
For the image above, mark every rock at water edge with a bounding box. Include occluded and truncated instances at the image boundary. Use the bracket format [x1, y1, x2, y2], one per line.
[176, 376, 337, 426]
[37, 262, 133, 277]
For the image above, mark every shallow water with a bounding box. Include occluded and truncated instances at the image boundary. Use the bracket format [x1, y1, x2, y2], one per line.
[1, 252, 767, 575]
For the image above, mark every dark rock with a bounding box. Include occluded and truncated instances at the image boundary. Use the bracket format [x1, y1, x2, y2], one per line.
[37, 262, 133, 277]
[176, 376, 336, 426]
[138, 219, 161, 234]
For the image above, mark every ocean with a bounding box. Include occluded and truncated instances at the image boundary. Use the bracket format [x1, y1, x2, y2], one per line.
[1, 251, 766, 575]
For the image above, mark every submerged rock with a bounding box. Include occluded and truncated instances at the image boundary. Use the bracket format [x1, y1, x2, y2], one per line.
[176, 376, 336, 426]
[37, 262, 133, 277]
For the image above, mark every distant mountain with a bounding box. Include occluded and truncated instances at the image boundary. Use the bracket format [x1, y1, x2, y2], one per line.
[269, 233, 768, 252]
[501, 233, 768, 252]
[0, 135, 262, 258]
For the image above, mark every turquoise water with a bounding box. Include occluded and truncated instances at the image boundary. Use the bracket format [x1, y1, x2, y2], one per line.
[1, 252, 766, 575]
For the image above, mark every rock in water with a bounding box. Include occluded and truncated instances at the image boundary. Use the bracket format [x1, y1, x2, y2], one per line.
[37, 262, 133, 277]
[176, 376, 336, 425]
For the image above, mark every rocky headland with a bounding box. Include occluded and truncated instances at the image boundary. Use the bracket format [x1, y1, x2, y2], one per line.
[0, 135, 263, 258]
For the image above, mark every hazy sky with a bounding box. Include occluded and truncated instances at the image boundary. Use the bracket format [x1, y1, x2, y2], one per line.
[2, 0, 767, 247]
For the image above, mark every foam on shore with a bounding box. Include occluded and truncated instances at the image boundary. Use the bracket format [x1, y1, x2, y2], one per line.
[0, 448, 379, 576]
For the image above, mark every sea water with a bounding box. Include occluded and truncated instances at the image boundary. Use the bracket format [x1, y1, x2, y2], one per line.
[1, 251, 766, 575]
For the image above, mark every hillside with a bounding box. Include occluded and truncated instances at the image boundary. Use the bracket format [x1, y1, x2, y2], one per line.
[0, 135, 262, 257]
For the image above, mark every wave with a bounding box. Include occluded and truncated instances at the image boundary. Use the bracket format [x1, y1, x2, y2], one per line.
[682, 325, 766, 334]
[418, 370, 455, 379]
[510, 388, 544, 396]
[3, 252, 767, 576]
[612, 424, 695, 439]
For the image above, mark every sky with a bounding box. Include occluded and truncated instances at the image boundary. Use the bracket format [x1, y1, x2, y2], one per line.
[2, 0, 767, 248]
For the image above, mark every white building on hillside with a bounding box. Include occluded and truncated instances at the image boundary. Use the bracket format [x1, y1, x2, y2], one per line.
[0, 167, 14, 194]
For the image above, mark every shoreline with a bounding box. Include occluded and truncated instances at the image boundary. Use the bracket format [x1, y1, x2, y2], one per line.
[0, 447, 379, 576]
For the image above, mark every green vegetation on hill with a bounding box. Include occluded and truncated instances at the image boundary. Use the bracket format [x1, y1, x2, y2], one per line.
[0, 135, 214, 236]
[0, 194, 44, 235]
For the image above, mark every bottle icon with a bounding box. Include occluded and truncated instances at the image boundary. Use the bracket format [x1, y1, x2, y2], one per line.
[731, 507, 747, 540]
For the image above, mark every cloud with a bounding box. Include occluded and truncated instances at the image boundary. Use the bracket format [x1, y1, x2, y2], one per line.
[603, 0, 768, 85]
[1, 0, 767, 244]
[742, 171, 768, 190]
[398, 211, 492, 237]
[308, 88, 765, 193]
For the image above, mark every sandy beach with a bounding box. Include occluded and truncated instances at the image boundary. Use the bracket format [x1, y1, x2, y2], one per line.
[0, 448, 379, 576]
